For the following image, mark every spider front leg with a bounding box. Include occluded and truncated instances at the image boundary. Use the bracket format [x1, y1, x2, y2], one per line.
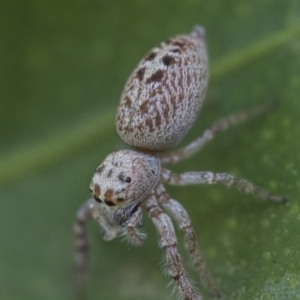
[144, 194, 200, 300]
[121, 204, 146, 246]
[74, 200, 121, 300]
[155, 184, 221, 298]
[160, 102, 274, 166]
[161, 169, 287, 203]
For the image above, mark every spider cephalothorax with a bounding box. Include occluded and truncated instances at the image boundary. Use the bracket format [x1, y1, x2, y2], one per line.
[90, 150, 160, 225]
[74, 26, 286, 300]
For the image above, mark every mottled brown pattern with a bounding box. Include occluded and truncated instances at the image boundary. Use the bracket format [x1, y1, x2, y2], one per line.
[145, 52, 157, 61]
[117, 114, 124, 130]
[107, 169, 112, 178]
[178, 73, 183, 91]
[93, 184, 101, 197]
[179, 38, 197, 50]
[169, 72, 178, 99]
[118, 172, 124, 181]
[137, 123, 144, 132]
[96, 165, 104, 173]
[170, 95, 177, 117]
[139, 101, 149, 114]
[155, 111, 162, 127]
[137, 86, 142, 99]
[116, 26, 208, 150]
[136, 67, 146, 81]
[172, 41, 185, 48]
[187, 73, 191, 86]
[104, 189, 113, 201]
[171, 48, 181, 54]
[146, 117, 154, 132]
[123, 125, 134, 133]
[162, 55, 175, 66]
[146, 69, 165, 84]
[124, 96, 132, 108]
[163, 107, 169, 119]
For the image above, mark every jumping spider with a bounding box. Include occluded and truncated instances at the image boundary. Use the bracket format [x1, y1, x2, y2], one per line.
[74, 26, 286, 300]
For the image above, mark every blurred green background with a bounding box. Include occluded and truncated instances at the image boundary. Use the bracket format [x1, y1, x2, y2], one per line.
[1, 1, 300, 299]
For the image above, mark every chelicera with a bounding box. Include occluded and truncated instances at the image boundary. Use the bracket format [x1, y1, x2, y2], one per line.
[74, 26, 286, 300]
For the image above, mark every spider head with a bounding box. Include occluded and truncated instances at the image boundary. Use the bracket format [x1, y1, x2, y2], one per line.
[90, 150, 160, 208]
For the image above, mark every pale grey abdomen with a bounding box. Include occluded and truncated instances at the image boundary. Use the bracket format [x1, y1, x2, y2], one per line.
[116, 26, 208, 151]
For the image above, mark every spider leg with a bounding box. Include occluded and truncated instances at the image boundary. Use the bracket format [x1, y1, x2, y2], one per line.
[74, 200, 93, 300]
[162, 169, 287, 203]
[144, 194, 200, 300]
[155, 184, 221, 298]
[160, 102, 274, 166]
[74, 199, 121, 299]
[122, 204, 146, 246]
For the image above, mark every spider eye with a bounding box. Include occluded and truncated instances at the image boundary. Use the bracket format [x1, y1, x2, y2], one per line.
[125, 177, 131, 183]
[117, 198, 124, 202]
[93, 195, 102, 203]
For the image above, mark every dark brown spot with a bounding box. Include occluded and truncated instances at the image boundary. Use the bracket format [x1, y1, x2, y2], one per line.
[187, 73, 191, 86]
[149, 85, 162, 99]
[124, 96, 131, 108]
[137, 123, 143, 132]
[145, 52, 157, 61]
[170, 95, 177, 116]
[171, 48, 181, 54]
[104, 189, 113, 201]
[125, 176, 131, 183]
[96, 165, 104, 173]
[107, 169, 112, 178]
[157, 85, 163, 94]
[163, 108, 169, 119]
[136, 67, 145, 81]
[117, 114, 125, 126]
[94, 184, 101, 198]
[146, 70, 165, 84]
[162, 55, 175, 66]
[178, 74, 183, 89]
[118, 172, 124, 181]
[123, 125, 133, 133]
[145, 117, 154, 132]
[160, 97, 169, 119]
[139, 101, 149, 113]
[155, 111, 162, 127]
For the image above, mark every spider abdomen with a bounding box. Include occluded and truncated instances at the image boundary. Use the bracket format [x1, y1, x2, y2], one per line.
[116, 26, 208, 151]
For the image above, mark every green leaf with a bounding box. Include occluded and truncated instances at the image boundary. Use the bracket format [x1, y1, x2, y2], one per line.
[1, 1, 300, 300]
